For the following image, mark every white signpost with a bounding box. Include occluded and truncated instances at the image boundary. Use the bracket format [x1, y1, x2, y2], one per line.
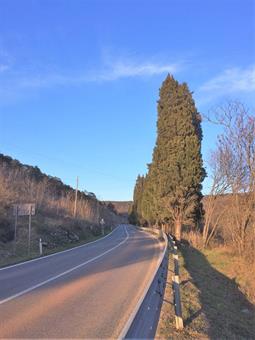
[13, 203, 36, 255]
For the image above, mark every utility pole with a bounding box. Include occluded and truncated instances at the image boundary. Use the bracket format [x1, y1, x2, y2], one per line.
[13, 206, 18, 255]
[73, 176, 79, 218]
[28, 205, 32, 256]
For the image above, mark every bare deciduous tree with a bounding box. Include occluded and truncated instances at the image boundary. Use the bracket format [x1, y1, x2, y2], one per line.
[205, 101, 255, 255]
[202, 153, 228, 247]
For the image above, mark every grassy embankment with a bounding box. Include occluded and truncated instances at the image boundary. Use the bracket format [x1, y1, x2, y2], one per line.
[0, 213, 113, 269]
[157, 245, 255, 339]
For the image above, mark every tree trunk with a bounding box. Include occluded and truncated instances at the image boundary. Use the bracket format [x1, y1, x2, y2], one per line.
[175, 218, 182, 241]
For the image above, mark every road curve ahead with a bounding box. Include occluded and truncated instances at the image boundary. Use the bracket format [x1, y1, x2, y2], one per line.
[0, 225, 164, 338]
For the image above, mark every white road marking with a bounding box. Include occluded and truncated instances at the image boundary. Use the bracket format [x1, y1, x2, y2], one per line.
[0, 226, 129, 306]
[0, 225, 121, 272]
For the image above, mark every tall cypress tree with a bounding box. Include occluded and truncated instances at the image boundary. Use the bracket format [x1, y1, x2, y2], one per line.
[129, 175, 145, 225]
[140, 170, 158, 227]
[153, 75, 205, 240]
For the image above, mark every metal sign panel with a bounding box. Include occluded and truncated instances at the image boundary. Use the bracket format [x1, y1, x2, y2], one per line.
[13, 203, 36, 216]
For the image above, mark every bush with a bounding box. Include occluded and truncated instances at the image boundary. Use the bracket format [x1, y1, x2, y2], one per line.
[181, 230, 204, 249]
[0, 217, 14, 243]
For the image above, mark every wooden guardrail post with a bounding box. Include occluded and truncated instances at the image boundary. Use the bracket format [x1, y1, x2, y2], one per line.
[172, 274, 183, 330]
[168, 234, 184, 330]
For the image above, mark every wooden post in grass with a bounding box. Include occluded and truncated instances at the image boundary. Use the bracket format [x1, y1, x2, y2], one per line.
[169, 234, 184, 330]
[172, 274, 184, 330]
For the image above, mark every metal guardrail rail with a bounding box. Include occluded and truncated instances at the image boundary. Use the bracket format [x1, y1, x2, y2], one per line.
[119, 227, 168, 339]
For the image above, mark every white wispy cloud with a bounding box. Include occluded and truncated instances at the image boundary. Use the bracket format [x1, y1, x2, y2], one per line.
[6, 59, 181, 90]
[199, 65, 255, 95]
[98, 60, 180, 81]
[0, 56, 181, 103]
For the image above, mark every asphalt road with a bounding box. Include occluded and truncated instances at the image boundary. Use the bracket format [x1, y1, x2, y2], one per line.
[0, 224, 164, 338]
[126, 250, 168, 339]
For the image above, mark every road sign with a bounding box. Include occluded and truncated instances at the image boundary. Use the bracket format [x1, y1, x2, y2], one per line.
[13, 203, 36, 256]
[13, 203, 35, 216]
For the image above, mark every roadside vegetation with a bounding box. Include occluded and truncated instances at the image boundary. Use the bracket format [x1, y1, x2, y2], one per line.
[0, 214, 114, 268]
[157, 245, 255, 339]
[130, 75, 255, 336]
[0, 154, 125, 267]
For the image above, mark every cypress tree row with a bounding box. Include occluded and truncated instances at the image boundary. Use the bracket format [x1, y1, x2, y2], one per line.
[130, 75, 205, 240]
[129, 175, 145, 225]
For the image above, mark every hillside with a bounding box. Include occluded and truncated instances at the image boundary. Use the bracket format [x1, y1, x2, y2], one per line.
[104, 201, 132, 216]
[0, 154, 126, 266]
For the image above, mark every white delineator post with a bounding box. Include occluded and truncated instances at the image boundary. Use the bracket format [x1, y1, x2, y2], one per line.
[100, 218, 105, 235]
[39, 238, 43, 256]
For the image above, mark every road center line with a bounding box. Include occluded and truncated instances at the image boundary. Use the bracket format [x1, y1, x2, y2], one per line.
[0, 226, 129, 306]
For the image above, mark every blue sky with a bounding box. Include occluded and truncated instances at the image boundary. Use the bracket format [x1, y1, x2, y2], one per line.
[0, 0, 254, 200]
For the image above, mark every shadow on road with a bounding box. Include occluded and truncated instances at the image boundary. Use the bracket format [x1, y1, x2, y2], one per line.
[181, 245, 255, 339]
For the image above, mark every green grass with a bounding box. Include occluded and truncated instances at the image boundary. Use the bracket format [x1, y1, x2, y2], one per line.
[156, 245, 255, 339]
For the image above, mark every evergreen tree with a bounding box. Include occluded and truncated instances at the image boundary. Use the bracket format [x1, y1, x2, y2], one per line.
[141, 162, 164, 227]
[140, 172, 156, 227]
[129, 75, 205, 239]
[129, 175, 145, 225]
[154, 75, 205, 239]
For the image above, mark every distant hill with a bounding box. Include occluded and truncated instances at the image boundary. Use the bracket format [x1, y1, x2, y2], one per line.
[104, 201, 132, 216]
[0, 153, 125, 263]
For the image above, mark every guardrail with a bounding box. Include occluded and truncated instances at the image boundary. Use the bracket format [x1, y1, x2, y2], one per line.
[168, 234, 184, 330]
[119, 227, 168, 339]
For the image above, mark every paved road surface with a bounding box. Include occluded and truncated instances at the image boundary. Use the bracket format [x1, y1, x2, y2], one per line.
[126, 250, 168, 339]
[0, 225, 164, 338]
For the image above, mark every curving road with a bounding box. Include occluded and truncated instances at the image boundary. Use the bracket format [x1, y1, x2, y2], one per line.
[0, 224, 164, 338]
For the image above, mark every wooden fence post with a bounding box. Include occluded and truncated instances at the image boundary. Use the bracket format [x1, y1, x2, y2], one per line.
[169, 235, 184, 330]
[172, 274, 184, 330]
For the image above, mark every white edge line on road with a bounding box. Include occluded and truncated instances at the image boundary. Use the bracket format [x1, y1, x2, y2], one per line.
[0, 226, 129, 306]
[0, 224, 122, 272]
[118, 228, 168, 340]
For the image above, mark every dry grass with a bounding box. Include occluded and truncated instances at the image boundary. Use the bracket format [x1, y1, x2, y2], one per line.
[156, 249, 209, 340]
[203, 246, 255, 306]
[0, 155, 126, 266]
[181, 230, 204, 249]
[0, 155, 124, 234]
[156, 244, 255, 339]
[0, 213, 113, 268]
[182, 229, 255, 305]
